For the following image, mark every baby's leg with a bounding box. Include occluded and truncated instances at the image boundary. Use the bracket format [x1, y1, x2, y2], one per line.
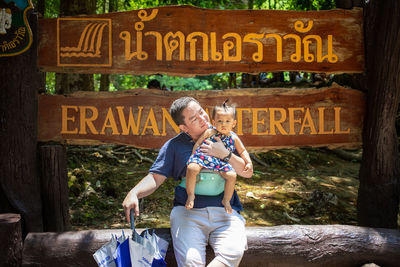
[185, 163, 202, 210]
[220, 171, 237, 214]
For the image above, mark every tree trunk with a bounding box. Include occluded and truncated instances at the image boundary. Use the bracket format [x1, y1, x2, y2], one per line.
[55, 73, 94, 94]
[0, 12, 43, 234]
[59, 0, 96, 16]
[99, 74, 110, 91]
[56, 0, 97, 94]
[22, 225, 400, 267]
[39, 145, 71, 232]
[0, 214, 23, 267]
[36, 0, 45, 17]
[99, 0, 117, 92]
[357, 1, 400, 227]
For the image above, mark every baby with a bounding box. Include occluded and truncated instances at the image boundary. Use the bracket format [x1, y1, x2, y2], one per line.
[185, 100, 252, 213]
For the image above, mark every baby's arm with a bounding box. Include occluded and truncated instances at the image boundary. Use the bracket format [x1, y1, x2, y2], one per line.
[192, 128, 216, 154]
[233, 135, 253, 172]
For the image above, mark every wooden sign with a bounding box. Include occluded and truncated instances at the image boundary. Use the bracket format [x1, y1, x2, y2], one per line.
[38, 6, 364, 75]
[38, 86, 365, 151]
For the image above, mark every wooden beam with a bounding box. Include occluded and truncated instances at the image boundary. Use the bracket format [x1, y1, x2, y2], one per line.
[22, 225, 400, 267]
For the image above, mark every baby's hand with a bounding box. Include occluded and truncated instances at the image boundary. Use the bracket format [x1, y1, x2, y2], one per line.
[244, 162, 253, 172]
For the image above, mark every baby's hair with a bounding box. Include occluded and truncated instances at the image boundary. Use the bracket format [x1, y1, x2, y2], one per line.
[212, 99, 237, 119]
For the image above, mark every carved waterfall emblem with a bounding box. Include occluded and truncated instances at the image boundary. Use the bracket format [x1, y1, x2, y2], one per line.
[60, 22, 109, 58]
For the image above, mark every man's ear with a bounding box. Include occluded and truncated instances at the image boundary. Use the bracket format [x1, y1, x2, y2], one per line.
[179, 124, 188, 133]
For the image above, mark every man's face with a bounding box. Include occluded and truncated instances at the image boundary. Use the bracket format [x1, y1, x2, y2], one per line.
[179, 101, 210, 140]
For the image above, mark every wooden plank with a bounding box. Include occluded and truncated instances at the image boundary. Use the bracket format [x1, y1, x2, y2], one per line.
[38, 86, 365, 151]
[38, 6, 364, 75]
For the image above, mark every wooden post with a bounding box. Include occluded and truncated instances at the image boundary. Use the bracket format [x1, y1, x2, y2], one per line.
[0, 12, 43, 233]
[0, 214, 23, 267]
[39, 145, 71, 232]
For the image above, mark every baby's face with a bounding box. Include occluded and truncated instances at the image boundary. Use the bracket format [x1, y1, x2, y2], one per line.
[212, 111, 236, 135]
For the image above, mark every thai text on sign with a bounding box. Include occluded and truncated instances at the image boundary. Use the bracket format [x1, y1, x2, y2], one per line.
[38, 6, 364, 75]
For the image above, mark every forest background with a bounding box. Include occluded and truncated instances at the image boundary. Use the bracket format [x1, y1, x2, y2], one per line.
[32, 0, 398, 230]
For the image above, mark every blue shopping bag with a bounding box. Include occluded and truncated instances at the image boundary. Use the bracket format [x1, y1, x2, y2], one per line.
[142, 230, 168, 267]
[115, 235, 132, 267]
[94, 210, 168, 267]
[130, 212, 168, 267]
[93, 235, 117, 267]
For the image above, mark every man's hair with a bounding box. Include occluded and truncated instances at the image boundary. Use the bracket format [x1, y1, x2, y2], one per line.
[212, 99, 236, 119]
[170, 97, 199, 126]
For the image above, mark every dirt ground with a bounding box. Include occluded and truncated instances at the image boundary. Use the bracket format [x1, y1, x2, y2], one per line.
[66, 145, 382, 230]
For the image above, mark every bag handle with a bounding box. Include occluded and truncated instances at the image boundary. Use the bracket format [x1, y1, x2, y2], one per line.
[130, 209, 135, 232]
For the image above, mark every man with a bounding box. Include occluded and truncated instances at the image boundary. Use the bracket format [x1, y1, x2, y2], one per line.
[122, 97, 253, 267]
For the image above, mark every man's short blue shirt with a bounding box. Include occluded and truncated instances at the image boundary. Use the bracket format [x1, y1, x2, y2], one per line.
[149, 132, 243, 212]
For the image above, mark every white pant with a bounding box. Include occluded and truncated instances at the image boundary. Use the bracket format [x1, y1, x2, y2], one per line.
[170, 206, 247, 267]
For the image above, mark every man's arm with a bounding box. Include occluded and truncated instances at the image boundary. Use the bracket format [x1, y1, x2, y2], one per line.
[122, 172, 166, 222]
[200, 137, 253, 178]
[233, 135, 252, 168]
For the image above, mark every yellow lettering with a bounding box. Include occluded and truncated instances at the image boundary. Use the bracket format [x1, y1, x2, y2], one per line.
[162, 108, 180, 136]
[100, 108, 120, 135]
[145, 31, 163, 60]
[210, 32, 222, 61]
[141, 108, 160, 136]
[288, 107, 304, 135]
[318, 107, 334, 134]
[79, 106, 99, 135]
[252, 108, 268, 135]
[269, 108, 288, 135]
[236, 108, 251, 135]
[334, 107, 350, 134]
[299, 108, 317, 135]
[222, 33, 242, 61]
[117, 106, 143, 135]
[61, 105, 78, 134]
[205, 108, 211, 120]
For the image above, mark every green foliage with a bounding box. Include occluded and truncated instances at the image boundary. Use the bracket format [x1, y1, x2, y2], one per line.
[105, 74, 228, 91]
[122, 0, 239, 10]
[32, 0, 60, 18]
[45, 72, 56, 94]
[286, 0, 335, 10]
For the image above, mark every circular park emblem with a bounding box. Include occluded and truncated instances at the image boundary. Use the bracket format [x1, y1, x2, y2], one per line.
[0, 0, 33, 57]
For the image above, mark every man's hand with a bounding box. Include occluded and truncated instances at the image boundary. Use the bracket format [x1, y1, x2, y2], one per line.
[122, 190, 139, 223]
[121, 173, 167, 223]
[200, 136, 229, 159]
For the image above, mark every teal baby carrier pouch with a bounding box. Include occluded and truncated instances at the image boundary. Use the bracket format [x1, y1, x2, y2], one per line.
[179, 170, 225, 196]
